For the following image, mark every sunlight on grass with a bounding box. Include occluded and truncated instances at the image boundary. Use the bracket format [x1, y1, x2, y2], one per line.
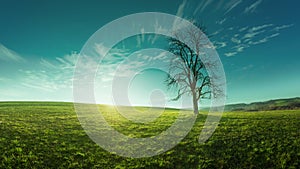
[0, 102, 299, 168]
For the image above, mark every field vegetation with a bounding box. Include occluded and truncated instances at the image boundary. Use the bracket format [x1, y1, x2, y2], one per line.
[0, 102, 299, 168]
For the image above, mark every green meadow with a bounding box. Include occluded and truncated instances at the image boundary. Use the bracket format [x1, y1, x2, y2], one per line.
[0, 102, 299, 168]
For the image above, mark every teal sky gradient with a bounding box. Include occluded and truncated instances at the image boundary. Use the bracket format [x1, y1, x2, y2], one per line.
[0, 0, 299, 106]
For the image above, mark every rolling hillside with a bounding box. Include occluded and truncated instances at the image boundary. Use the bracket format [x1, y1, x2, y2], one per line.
[224, 97, 300, 112]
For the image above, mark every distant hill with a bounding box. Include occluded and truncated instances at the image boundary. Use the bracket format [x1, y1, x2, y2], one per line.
[224, 97, 300, 112]
[1, 98, 299, 112]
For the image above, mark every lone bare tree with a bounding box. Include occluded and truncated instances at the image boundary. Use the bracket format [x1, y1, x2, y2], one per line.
[166, 24, 216, 115]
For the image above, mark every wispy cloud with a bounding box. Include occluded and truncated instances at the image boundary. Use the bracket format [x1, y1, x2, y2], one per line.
[21, 52, 79, 92]
[218, 22, 279, 57]
[209, 28, 224, 37]
[40, 58, 57, 69]
[193, 0, 214, 14]
[241, 24, 278, 45]
[231, 37, 241, 44]
[135, 28, 147, 48]
[235, 46, 245, 52]
[92, 43, 155, 84]
[56, 53, 78, 69]
[21, 82, 56, 92]
[141, 51, 169, 62]
[244, 0, 263, 13]
[193, 1, 205, 15]
[174, 0, 291, 61]
[214, 41, 227, 49]
[225, 52, 237, 57]
[221, 22, 283, 56]
[233, 44, 249, 52]
[248, 33, 280, 45]
[172, 0, 189, 31]
[136, 35, 142, 48]
[272, 24, 294, 31]
[176, 0, 187, 18]
[0, 44, 25, 62]
[242, 24, 273, 39]
[250, 24, 273, 31]
[200, 0, 214, 13]
[216, 18, 227, 25]
[95, 43, 130, 60]
[224, 0, 243, 14]
[239, 26, 249, 32]
[243, 30, 265, 39]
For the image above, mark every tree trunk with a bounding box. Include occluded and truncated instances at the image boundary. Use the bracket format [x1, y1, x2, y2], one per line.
[192, 91, 199, 115]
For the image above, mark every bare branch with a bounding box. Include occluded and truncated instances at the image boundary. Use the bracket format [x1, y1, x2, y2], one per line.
[165, 23, 220, 114]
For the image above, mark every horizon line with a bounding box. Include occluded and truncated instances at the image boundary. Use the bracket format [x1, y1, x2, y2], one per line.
[0, 96, 299, 108]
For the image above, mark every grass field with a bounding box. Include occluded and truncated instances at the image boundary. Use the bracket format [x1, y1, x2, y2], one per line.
[0, 102, 299, 168]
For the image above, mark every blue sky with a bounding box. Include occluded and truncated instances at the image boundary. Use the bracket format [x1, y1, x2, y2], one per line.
[0, 0, 299, 106]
